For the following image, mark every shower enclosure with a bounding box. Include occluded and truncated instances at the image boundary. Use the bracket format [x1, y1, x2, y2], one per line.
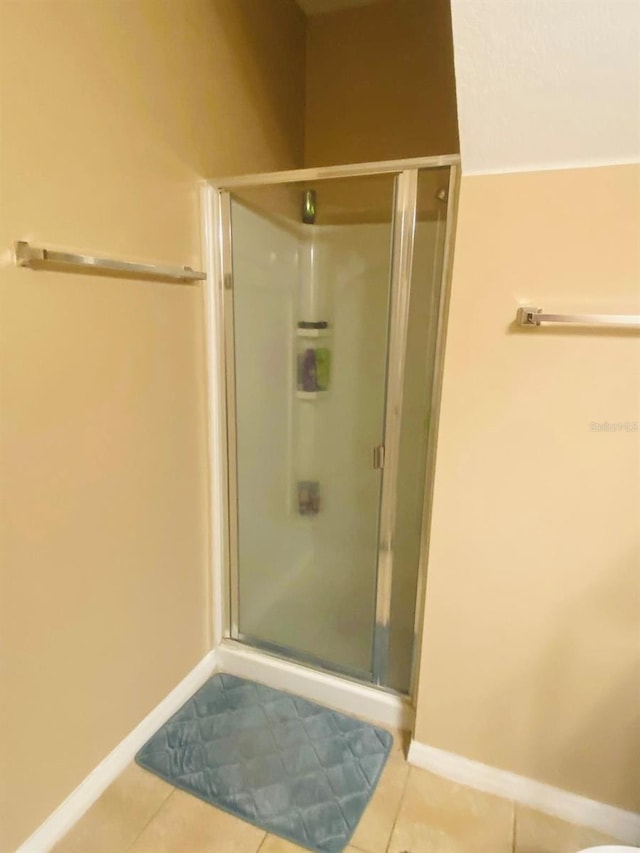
[205, 157, 458, 697]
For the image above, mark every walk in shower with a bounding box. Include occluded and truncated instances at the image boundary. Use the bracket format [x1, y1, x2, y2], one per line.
[206, 157, 458, 697]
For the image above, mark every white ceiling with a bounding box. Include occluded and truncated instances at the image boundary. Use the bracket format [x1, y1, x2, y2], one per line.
[450, 0, 640, 174]
[295, 0, 391, 16]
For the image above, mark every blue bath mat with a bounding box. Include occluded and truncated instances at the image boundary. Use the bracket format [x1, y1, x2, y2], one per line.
[136, 673, 392, 853]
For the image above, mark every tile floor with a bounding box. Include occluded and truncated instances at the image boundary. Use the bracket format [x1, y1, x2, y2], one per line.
[53, 723, 626, 853]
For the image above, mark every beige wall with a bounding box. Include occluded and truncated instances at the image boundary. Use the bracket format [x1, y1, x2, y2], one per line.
[304, 0, 459, 166]
[414, 164, 640, 811]
[0, 1, 305, 849]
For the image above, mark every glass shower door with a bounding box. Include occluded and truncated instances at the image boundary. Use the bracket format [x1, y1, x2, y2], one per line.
[226, 174, 397, 681]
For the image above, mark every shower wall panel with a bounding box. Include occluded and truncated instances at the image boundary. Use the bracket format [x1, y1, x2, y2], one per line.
[232, 204, 309, 637]
[231, 199, 394, 679]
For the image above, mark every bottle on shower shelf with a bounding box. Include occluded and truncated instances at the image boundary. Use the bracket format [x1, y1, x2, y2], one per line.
[298, 348, 317, 392]
[315, 347, 331, 391]
[296, 321, 331, 394]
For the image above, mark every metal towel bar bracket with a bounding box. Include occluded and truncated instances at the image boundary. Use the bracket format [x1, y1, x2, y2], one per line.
[516, 305, 640, 329]
[14, 240, 206, 283]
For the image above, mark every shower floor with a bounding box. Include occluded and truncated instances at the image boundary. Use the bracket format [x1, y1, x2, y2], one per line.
[238, 558, 375, 681]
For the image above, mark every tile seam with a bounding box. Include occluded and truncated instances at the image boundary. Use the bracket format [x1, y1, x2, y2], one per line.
[383, 758, 412, 853]
[123, 784, 177, 853]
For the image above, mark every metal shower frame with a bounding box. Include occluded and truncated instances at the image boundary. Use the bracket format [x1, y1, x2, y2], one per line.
[202, 154, 460, 700]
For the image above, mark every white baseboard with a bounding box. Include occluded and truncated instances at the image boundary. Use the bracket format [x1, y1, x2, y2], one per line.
[17, 651, 217, 853]
[216, 640, 414, 731]
[408, 739, 640, 846]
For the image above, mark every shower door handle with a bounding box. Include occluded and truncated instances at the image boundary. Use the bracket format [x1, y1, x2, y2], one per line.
[372, 445, 385, 470]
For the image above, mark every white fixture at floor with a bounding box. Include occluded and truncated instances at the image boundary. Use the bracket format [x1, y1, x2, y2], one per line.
[576, 848, 639, 852]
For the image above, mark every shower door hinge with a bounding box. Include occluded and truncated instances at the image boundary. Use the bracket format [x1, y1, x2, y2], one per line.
[372, 444, 385, 470]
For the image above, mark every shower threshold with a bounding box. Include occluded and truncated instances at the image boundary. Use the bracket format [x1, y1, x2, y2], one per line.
[235, 631, 374, 685]
[215, 638, 414, 731]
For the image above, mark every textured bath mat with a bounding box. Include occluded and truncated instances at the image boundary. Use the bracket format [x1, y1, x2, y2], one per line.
[136, 673, 392, 853]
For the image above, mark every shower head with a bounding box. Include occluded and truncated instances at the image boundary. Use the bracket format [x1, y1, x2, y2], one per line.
[302, 189, 317, 224]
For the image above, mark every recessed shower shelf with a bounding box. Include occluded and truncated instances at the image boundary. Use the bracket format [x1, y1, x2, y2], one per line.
[296, 390, 328, 400]
[295, 328, 332, 339]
